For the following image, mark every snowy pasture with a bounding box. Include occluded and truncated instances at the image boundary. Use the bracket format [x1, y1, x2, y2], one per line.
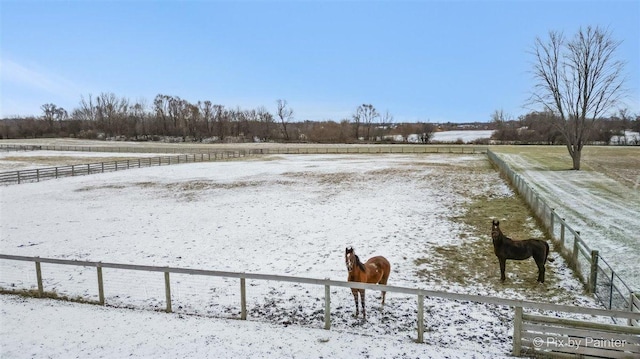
[0, 152, 598, 358]
[495, 147, 640, 292]
[430, 130, 493, 144]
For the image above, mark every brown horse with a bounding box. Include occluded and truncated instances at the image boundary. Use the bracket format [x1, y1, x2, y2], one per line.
[491, 220, 554, 283]
[345, 247, 391, 319]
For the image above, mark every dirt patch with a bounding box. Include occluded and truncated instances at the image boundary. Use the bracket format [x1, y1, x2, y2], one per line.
[74, 184, 127, 192]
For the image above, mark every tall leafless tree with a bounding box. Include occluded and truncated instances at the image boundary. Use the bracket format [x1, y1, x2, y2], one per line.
[353, 104, 379, 140]
[276, 99, 293, 141]
[528, 26, 627, 170]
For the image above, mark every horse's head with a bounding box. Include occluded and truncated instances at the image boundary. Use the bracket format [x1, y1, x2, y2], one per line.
[345, 247, 356, 272]
[491, 220, 502, 240]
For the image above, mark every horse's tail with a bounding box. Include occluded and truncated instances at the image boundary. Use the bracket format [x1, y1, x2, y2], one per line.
[544, 241, 555, 263]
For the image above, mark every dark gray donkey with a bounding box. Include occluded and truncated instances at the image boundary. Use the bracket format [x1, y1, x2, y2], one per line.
[491, 220, 554, 283]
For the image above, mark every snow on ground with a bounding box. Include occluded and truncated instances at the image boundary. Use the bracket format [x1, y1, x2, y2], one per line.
[497, 152, 640, 291]
[0, 150, 175, 172]
[0, 152, 597, 358]
[0, 294, 513, 359]
[430, 130, 493, 143]
[610, 130, 640, 145]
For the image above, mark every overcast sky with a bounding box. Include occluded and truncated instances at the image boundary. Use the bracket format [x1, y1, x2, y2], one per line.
[1, 0, 638, 123]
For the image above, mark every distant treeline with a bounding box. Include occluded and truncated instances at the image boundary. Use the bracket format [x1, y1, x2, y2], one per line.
[1, 92, 638, 145]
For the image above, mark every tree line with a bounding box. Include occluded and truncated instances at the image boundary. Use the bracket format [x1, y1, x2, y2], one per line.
[490, 109, 640, 145]
[1, 92, 637, 145]
[0, 93, 440, 143]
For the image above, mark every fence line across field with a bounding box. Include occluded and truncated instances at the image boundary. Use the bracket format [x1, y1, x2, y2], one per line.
[0, 145, 487, 185]
[1, 253, 639, 353]
[0, 143, 488, 155]
[487, 150, 636, 316]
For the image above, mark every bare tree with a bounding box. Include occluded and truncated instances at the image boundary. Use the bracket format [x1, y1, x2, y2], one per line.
[40, 103, 66, 131]
[256, 106, 275, 142]
[353, 104, 379, 141]
[417, 122, 435, 144]
[276, 99, 293, 141]
[528, 26, 627, 169]
[95, 92, 129, 137]
[73, 94, 97, 122]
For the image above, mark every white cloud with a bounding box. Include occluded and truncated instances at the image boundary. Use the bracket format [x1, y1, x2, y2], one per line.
[0, 57, 85, 116]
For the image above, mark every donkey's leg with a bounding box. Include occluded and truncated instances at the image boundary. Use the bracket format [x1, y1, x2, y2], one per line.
[360, 289, 366, 320]
[499, 257, 506, 282]
[351, 289, 359, 317]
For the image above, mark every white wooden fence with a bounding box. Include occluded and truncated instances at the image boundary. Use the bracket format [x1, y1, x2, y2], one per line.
[0, 253, 638, 356]
[514, 309, 640, 358]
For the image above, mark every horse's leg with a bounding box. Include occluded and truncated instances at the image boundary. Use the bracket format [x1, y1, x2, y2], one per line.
[360, 289, 366, 320]
[379, 270, 390, 307]
[536, 257, 546, 283]
[351, 289, 359, 317]
[499, 257, 506, 282]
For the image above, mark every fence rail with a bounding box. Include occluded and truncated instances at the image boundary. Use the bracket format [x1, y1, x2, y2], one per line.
[0, 143, 487, 155]
[514, 310, 640, 357]
[0, 145, 486, 185]
[0, 150, 257, 185]
[1, 253, 639, 350]
[487, 150, 638, 321]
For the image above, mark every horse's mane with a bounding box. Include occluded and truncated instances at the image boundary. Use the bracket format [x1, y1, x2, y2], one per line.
[353, 254, 366, 272]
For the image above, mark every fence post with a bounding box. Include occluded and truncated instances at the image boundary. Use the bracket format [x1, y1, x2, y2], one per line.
[513, 306, 523, 356]
[324, 281, 331, 330]
[560, 221, 565, 248]
[417, 294, 424, 343]
[590, 250, 599, 294]
[572, 231, 580, 266]
[35, 260, 43, 297]
[629, 292, 636, 326]
[97, 263, 105, 305]
[164, 271, 172, 313]
[240, 277, 247, 320]
[549, 209, 554, 238]
[609, 271, 615, 310]
[36, 168, 40, 182]
[17, 171, 21, 184]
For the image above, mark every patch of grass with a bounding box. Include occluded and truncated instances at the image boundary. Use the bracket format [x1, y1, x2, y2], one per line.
[0, 287, 98, 305]
[416, 191, 585, 302]
[491, 145, 640, 187]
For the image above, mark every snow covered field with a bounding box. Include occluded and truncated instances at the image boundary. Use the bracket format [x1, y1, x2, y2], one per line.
[0, 151, 599, 358]
[430, 130, 493, 144]
[0, 150, 175, 172]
